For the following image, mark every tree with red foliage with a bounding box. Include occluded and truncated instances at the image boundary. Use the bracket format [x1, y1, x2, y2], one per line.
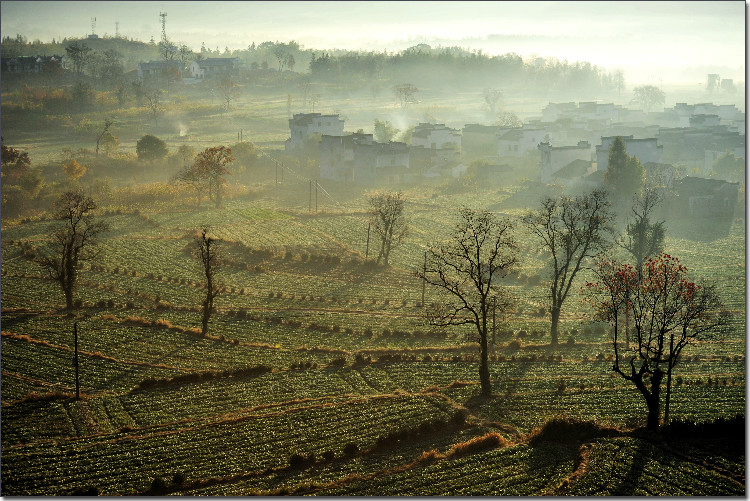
[585, 253, 727, 429]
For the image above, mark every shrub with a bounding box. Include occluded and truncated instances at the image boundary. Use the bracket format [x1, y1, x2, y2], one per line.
[450, 409, 467, 426]
[288, 453, 306, 469]
[527, 417, 618, 445]
[343, 442, 359, 456]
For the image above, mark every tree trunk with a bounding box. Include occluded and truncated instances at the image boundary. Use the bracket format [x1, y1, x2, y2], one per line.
[664, 367, 673, 426]
[479, 328, 491, 396]
[550, 306, 560, 346]
[63, 281, 74, 310]
[201, 299, 210, 336]
[644, 370, 663, 430]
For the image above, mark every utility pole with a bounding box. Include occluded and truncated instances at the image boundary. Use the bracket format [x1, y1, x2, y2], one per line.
[315, 179, 318, 213]
[421, 251, 426, 307]
[309, 180, 312, 211]
[275, 162, 278, 186]
[365, 223, 371, 259]
[240, 128, 243, 142]
[74, 322, 80, 399]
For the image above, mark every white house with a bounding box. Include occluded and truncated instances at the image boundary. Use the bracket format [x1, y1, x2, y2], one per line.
[539, 141, 593, 184]
[319, 132, 374, 182]
[497, 127, 545, 158]
[189, 58, 240, 79]
[411, 123, 461, 150]
[595, 136, 663, 171]
[285, 113, 345, 152]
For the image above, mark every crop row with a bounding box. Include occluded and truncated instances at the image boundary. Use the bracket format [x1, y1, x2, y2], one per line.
[1, 393, 453, 496]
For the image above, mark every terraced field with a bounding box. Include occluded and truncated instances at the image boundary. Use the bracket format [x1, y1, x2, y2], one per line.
[1, 188, 745, 495]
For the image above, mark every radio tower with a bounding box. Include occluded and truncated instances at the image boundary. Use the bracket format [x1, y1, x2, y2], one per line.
[159, 12, 167, 44]
[91, 17, 96, 36]
[115, 21, 120, 39]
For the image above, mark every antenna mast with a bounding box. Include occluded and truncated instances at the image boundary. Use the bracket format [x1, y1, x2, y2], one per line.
[115, 21, 120, 38]
[91, 17, 96, 36]
[159, 12, 167, 44]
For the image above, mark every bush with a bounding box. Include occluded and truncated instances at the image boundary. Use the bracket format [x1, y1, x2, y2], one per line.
[288, 453, 306, 469]
[526, 417, 618, 445]
[343, 442, 359, 456]
[450, 409, 467, 426]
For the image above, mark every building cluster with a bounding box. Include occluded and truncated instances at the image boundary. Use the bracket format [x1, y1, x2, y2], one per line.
[286, 100, 744, 219]
[1, 55, 65, 73]
[136, 57, 240, 82]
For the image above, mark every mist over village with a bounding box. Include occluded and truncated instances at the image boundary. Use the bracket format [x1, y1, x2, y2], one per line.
[0, 1, 746, 496]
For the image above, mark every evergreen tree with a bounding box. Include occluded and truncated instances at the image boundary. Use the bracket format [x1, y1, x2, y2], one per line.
[604, 137, 644, 205]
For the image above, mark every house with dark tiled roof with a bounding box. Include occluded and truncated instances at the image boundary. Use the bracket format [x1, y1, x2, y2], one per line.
[286, 113, 345, 152]
[189, 57, 240, 79]
[538, 141, 593, 184]
[137, 60, 182, 82]
[411, 123, 461, 150]
[2, 55, 65, 73]
[595, 136, 663, 171]
[669, 176, 739, 218]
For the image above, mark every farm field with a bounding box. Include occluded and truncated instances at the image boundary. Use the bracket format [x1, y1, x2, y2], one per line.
[0, 183, 745, 496]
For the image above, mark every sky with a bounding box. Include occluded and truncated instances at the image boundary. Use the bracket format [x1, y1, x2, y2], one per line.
[1, 1, 746, 84]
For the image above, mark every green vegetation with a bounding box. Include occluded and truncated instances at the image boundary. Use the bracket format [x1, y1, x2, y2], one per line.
[0, 33, 744, 497]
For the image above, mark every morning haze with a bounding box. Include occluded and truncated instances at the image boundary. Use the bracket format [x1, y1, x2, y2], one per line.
[0, 0, 746, 496]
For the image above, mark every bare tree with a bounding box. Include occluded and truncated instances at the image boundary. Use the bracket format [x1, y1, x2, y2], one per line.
[298, 76, 312, 107]
[192, 146, 235, 208]
[94, 119, 113, 157]
[483, 87, 503, 116]
[523, 188, 613, 345]
[631, 85, 665, 113]
[369, 191, 408, 266]
[419, 208, 519, 396]
[392, 83, 419, 109]
[36, 190, 108, 310]
[216, 77, 239, 112]
[143, 89, 164, 124]
[586, 253, 727, 429]
[619, 187, 665, 274]
[197, 227, 221, 336]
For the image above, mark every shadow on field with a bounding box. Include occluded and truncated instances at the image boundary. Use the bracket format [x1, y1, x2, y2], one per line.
[606, 439, 648, 496]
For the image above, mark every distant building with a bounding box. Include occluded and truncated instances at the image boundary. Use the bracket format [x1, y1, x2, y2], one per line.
[2, 55, 65, 73]
[497, 127, 545, 158]
[137, 60, 182, 82]
[595, 136, 662, 171]
[319, 132, 374, 182]
[670, 176, 739, 218]
[411, 123, 461, 150]
[538, 141, 593, 184]
[351, 141, 411, 185]
[286, 113, 345, 152]
[189, 57, 240, 79]
[461, 124, 506, 161]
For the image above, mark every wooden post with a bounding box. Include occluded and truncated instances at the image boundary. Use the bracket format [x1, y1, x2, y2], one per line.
[74, 322, 80, 400]
[421, 251, 426, 307]
[281, 163, 284, 183]
[365, 223, 371, 259]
